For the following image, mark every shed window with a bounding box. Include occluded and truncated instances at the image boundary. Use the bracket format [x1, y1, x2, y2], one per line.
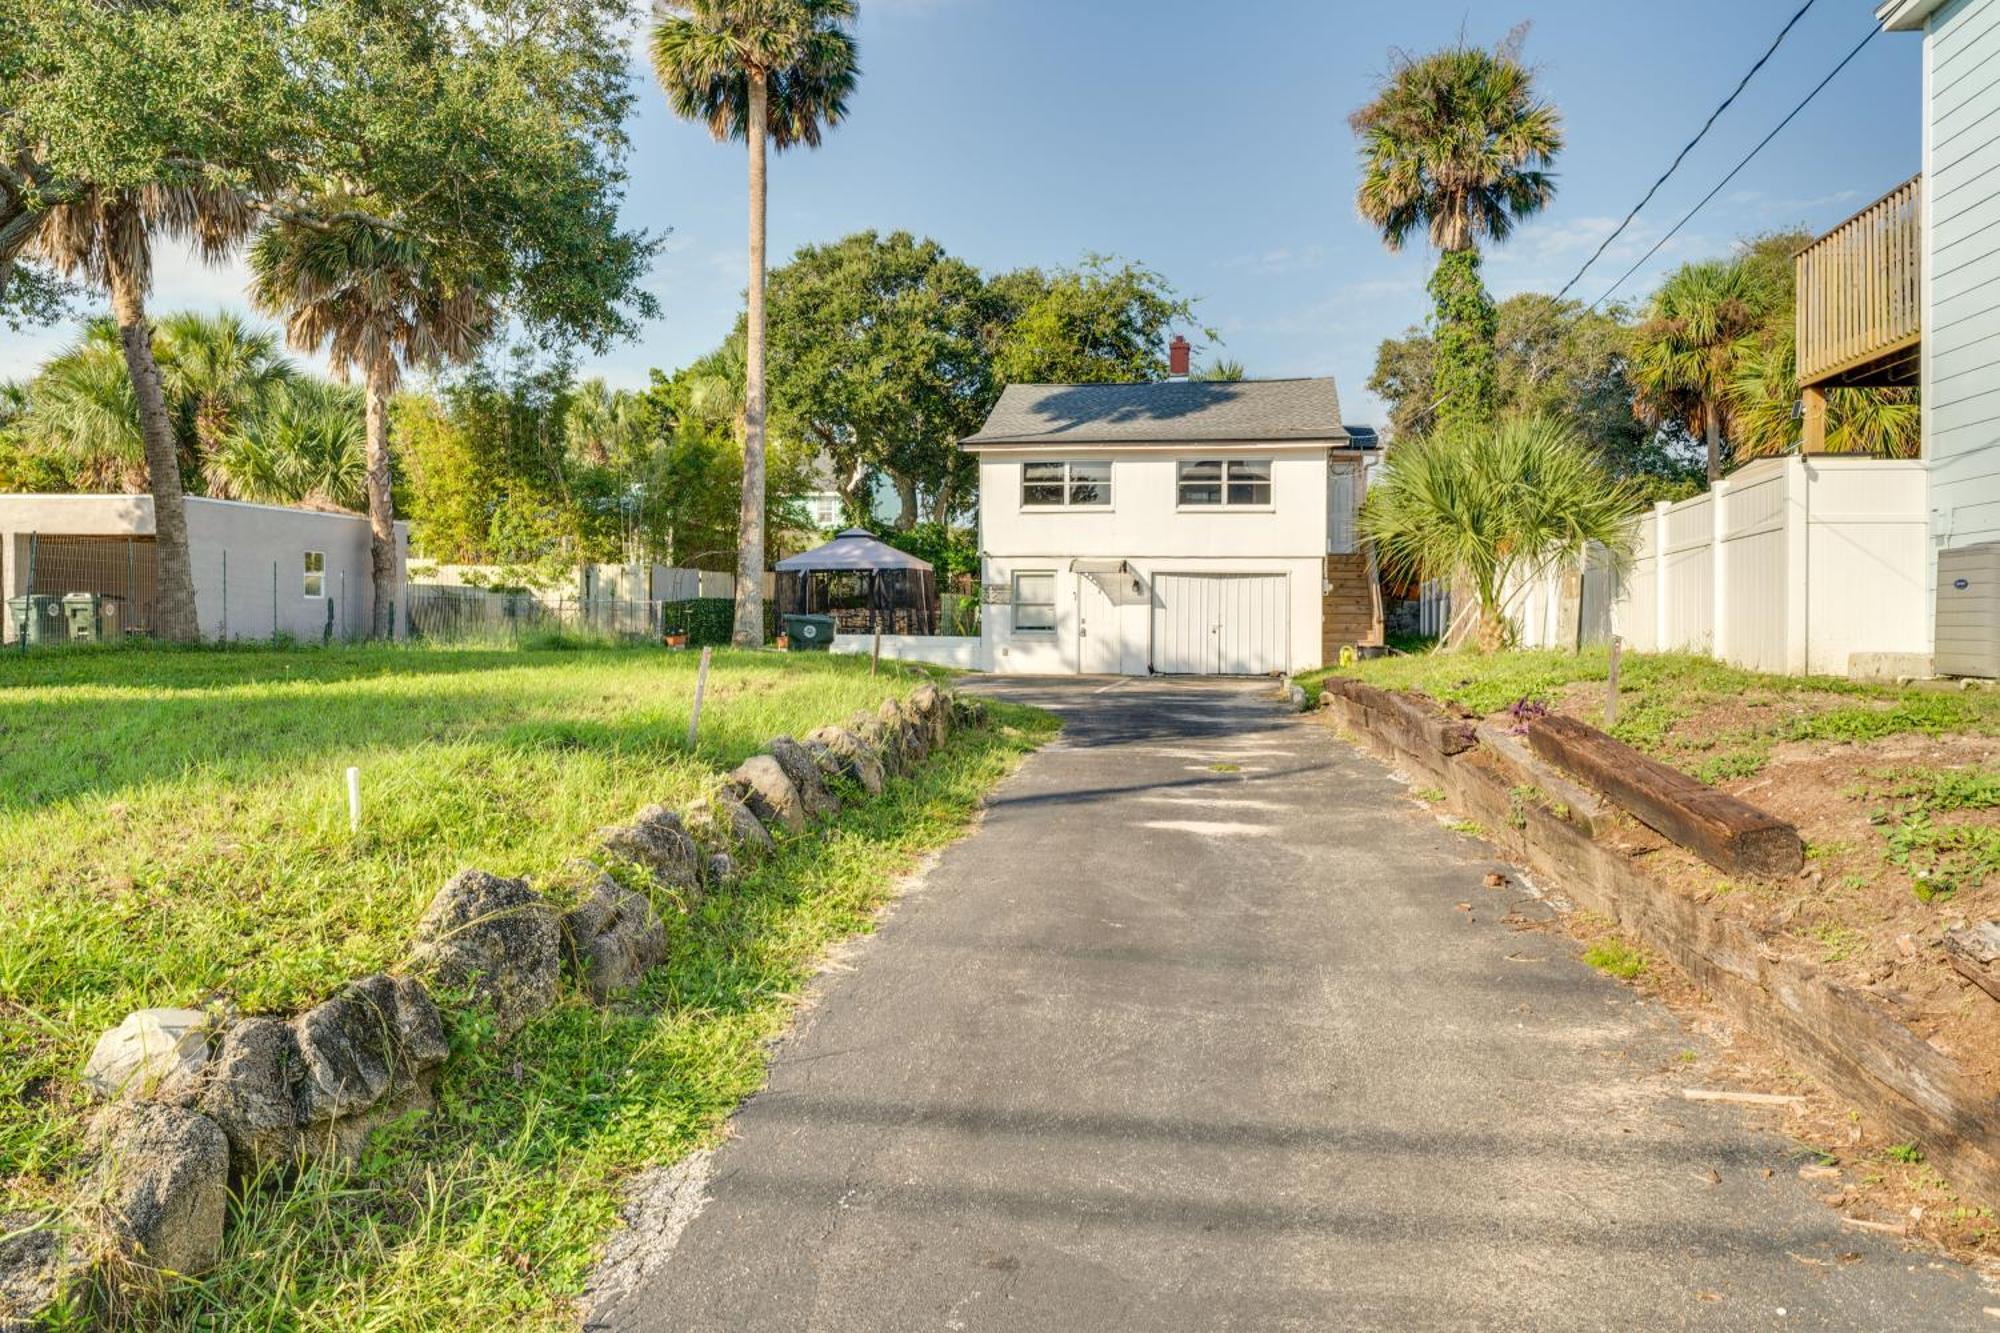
[1012, 571, 1056, 633]
[1178, 459, 1273, 508]
[1022, 461, 1111, 508]
[303, 551, 325, 599]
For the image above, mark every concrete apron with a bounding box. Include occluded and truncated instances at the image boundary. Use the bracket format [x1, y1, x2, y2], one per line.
[590, 677, 1992, 1332]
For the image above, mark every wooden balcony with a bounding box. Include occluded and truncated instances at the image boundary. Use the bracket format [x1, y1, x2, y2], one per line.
[1795, 173, 1922, 389]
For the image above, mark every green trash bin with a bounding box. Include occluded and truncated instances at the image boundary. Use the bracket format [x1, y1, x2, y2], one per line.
[8, 595, 67, 645]
[781, 613, 836, 651]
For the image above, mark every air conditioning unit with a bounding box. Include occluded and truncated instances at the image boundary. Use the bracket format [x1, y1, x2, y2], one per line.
[1935, 542, 2000, 678]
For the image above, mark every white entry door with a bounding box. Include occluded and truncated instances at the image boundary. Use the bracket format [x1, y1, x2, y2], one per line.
[1153, 573, 1289, 675]
[1076, 573, 1123, 674]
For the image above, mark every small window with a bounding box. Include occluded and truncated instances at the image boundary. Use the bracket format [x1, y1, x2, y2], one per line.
[1011, 571, 1056, 633]
[303, 551, 326, 598]
[1178, 459, 1273, 507]
[1021, 460, 1111, 508]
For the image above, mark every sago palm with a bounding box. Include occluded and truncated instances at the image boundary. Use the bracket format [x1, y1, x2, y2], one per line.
[1629, 259, 1766, 483]
[25, 182, 259, 639]
[651, 0, 859, 646]
[1360, 415, 1639, 652]
[249, 209, 494, 638]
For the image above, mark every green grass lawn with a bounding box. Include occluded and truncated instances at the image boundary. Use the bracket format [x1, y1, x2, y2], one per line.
[1304, 646, 2000, 778]
[0, 644, 1048, 1325]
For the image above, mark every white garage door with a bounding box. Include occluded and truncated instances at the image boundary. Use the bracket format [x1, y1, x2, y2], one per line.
[1153, 573, 1289, 675]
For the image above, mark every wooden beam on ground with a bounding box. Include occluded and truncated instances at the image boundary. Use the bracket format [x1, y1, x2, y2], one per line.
[1524, 713, 1804, 877]
[1943, 922, 2000, 1003]
[1473, 722, 1614, 837]
[1320, 677, 1475, 760]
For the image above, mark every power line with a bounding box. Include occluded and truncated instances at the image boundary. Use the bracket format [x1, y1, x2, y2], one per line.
[1589, 22, 1881, 312]
[1555, 0, 1821, 301]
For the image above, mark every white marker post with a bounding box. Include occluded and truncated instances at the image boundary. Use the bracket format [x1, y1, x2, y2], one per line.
[346, 766, 362, 834]
[687, 645, 713, 749]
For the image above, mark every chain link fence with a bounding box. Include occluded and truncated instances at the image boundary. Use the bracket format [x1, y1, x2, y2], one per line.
[6, 532, 368, 649]
[405, 586, 766, 647]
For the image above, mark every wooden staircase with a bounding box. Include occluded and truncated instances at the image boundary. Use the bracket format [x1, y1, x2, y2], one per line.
[1323, 552, 1383, 660]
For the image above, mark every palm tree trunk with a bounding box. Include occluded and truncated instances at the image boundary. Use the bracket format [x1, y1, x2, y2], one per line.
[1703, 402, 1722, 484]
[106, 234, 200, 643]
[364, 363, 398, 640]
[732, 68, 770, 647]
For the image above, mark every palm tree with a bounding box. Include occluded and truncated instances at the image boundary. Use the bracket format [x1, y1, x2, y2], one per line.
[1197, 358, 1247, 382]
[208, 378, 367, 510]
[1350, 30, 1562, 438]
[1727, 330, 1920, 461]
[1360, 415, 1639, 652]
[1629, 259, 1765, 483]
[650, 0, 859, 647]
[155, 310, 294, 477]
[16, 321, 149, 491]
[24, 184, 258, 640]
[249, 210, 494, 638]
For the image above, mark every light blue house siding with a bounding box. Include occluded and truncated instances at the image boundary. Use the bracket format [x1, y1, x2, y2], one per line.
[1917, 0, 2000, 549]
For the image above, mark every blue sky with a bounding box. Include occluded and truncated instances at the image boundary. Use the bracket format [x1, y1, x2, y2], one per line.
[3, 0, 1924, 425]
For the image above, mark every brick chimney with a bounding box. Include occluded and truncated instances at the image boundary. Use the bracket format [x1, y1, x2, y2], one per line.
[1168, 335, 1191, 379]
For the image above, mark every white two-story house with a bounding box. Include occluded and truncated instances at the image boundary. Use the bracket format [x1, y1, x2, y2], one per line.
[961, 371, 1380, 676]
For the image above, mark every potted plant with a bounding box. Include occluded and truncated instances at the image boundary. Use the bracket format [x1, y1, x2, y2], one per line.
[664, 629, 689, 649]
[774, 632, 791, 651]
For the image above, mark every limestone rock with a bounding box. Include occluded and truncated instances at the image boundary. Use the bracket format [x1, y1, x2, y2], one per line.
[86, 1103, 229, 1283]
[804, 726, 886, 795]
[727, 755, 806, 836]
[909, 683, 951, 747]
[704, 851, 738, 889]
[766, 736, 839, 819]
[559, 871, 668, 1003]
[81, 1008, 211, 1102]
[879, 698, 928, 768]
[194, 1017, 304, 1176]
[408, 869, 561, 1037]
[0, 1213, 71, 1331]
[701, 791, 775, 858]
[597, 805, 701, 890]
[292, 974, 447, 1124]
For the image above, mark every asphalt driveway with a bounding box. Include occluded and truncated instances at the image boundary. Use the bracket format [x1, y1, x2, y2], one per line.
[590, 677, 1993, 1331]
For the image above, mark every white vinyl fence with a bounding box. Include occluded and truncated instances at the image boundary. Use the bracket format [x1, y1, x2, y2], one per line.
[1510, 457, 1930, 676]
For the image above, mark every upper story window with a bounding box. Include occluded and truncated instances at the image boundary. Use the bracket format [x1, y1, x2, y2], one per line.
[1178, 459, 1273, 508]
[1022, 460, 1111, 509]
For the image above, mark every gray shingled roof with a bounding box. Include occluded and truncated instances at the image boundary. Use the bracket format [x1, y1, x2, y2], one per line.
[961, 378, 1347, 448]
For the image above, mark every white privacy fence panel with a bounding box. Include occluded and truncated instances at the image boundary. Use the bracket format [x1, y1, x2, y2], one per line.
[1589, 457, 1928, 677]
[1718, 465, 1790, 673]
[1661, 493, 1714, 652]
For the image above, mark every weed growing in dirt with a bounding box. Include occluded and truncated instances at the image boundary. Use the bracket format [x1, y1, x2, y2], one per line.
[1582, 939, 1646, 979]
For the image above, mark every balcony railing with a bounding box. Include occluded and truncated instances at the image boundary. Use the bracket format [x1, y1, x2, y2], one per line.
[1795, 173, 1922, 388]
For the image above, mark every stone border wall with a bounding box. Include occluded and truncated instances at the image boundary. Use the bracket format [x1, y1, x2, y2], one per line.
[0, 682, 979, 1329]
[1317, 683, 2000, 1212]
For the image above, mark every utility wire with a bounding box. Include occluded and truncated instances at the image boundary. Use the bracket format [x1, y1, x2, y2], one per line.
[1589, 23, 1881, 312]
[1555, 0, 1821, 301]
